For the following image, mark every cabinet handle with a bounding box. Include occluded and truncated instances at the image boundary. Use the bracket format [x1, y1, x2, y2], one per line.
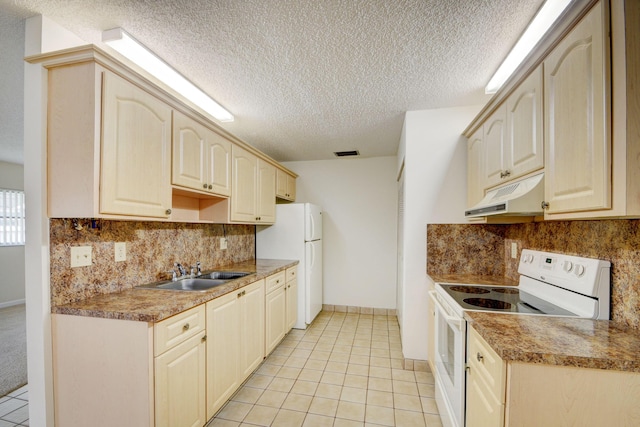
[242, 290, 246, 296]
[238, 292, 242, 298]
[208, 184, 213, 190]
[500, 170, 512, 179]
[203, 183, 208, 189]
[165, 208, 172, 215]
[541, 201, 549, 210]
[476, 352, 483, 362]
[183, 323, 190, 331]
[201, 335, 207, 343]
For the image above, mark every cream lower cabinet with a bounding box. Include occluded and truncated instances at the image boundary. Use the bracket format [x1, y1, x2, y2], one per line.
[155, 310, 207, 427]
[466, 326, 506, 427]
[543, 0, 610, 216]
[206, 279, 265, 418]
[285, 267, 298, 332]
[265, 271, 287, 355]
[467, 325, 640, 427]
[172, 110, 231, 197]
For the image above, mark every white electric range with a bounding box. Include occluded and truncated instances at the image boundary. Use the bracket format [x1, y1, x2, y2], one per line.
[430, 249, 611, 427]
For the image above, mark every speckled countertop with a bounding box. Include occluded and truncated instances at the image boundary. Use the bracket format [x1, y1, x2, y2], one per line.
[52, 259, 298, 323]
[466, 312, 640, 373]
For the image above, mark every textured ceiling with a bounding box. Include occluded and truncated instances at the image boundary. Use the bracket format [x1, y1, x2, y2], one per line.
[0, 0, 546, 164]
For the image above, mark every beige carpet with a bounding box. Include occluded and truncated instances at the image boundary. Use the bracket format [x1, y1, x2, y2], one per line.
[0, 304, 27, 396]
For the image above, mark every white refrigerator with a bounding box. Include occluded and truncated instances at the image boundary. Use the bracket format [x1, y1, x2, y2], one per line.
[256, 203, 323, 329]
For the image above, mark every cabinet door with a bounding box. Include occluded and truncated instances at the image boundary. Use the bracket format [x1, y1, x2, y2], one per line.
[544, 0, 610, 214]
[286, 174, 296, 201]
[172, 111, 206, 192]
[506, 65, 543, 181]
[265, 285, 287, 355]
[467, 129, 485, 208]
[483, 106, 508, 188]
[257, 159, 276, 223]
[206, 291, 240, 418]
[207, 132, 231, 197]
[276, 169, 296, 201]
[231, 145, 258, 222]
[155, 332, 206, 427]
[286, 279, 298, 332]
[239, 280, 265, 381]
[101, 72, 172, 218]
[466, 369, 504, 427]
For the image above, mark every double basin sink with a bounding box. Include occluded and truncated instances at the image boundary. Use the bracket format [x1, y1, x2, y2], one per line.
[138, 271, 252, 292]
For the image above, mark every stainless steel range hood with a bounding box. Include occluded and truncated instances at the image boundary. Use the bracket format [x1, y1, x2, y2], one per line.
[465, 172, 544, 218]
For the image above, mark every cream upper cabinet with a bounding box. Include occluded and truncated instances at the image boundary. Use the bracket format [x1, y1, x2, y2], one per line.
[467, 129, 485, 208]
[231, 145, 258, 222]
[257, 159, 276, 223]
[276, 168, 297, 201]
[230, 145, 276, 223]
[101, 72, 173, 218]
[483, 106, 508, 188]
[505, 65, 544, 181]
[543, 0, 610, 216]
[172, 111, 231, 197]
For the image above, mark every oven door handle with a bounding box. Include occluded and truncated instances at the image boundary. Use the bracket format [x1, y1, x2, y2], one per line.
[431, 290, 463, 331]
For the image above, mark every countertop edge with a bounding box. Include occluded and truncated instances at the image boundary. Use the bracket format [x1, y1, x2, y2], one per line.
[52, 259, 299, 323]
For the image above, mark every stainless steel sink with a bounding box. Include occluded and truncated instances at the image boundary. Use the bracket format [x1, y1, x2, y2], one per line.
[155, 278, 228, 291]
[136, 270, 252, 291]
[200, 271, 251, 280]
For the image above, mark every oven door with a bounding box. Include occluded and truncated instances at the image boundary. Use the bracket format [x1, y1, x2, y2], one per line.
[432, 291, 466, 427]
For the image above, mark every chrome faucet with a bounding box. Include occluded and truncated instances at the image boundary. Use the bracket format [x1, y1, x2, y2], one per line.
[196, 261, 202, 275]
[174, 262, 187, 277]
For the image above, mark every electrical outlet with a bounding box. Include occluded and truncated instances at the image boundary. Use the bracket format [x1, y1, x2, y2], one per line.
[70, 246, 92, 268]
[220, 237, 228, 250]
[115, 242, 127, 262]
[511, 242, 518, 259]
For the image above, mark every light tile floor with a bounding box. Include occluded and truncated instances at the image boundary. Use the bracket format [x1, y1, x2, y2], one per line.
[0, 312, 441, 427]
[0, 385, 29, 427]
[208, 311, 442, 427]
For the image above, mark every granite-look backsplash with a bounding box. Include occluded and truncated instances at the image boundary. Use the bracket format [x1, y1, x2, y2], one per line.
[50, 219, 255, 306]
[427, 220, 640, 330]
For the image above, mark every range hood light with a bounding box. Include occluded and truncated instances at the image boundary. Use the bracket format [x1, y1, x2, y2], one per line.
[102, 27, 234, 123]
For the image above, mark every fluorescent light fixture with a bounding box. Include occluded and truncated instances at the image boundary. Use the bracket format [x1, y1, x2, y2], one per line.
[485, 0, 573, 94]
[102, 27, 234, 122]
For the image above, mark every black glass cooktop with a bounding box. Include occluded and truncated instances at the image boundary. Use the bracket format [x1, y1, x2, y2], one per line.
[438, 284, 576, 316]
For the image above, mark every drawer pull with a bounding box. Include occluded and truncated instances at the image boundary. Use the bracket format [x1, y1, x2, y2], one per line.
[183, 323, 190, 331]
[477, 352, 484, 362]
[202, 335, 207, 343]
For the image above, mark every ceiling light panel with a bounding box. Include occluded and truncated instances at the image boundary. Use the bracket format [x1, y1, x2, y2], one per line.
[102, 27, 233, 122]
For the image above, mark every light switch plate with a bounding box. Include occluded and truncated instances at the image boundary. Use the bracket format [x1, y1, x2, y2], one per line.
[115, 242, 127, 262]
[71, 246, 92, 268]
[511, 242, 518, 259]
[220, 237, 227, 250]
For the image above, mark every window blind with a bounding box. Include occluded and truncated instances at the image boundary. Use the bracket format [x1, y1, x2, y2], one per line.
[0, 189, 25, 246]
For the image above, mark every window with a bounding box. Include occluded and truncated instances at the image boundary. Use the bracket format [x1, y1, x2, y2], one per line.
[0, 189, 25, 246]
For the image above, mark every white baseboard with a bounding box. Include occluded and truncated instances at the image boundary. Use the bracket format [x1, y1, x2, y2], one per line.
[0, 299, 26, 309]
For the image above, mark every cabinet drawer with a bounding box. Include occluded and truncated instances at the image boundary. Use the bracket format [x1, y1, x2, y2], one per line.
[468, 326, 506, 402]
[155, 305, 206, 356]
[265, 271, 286, 294]
[286, 267, 297, 283]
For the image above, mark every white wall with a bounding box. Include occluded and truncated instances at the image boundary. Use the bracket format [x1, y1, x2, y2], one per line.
[282, 156, 398, 310]
[398, 105, 483, 360]
[0, 161, 25, 307]
[24, 15, 85, 426]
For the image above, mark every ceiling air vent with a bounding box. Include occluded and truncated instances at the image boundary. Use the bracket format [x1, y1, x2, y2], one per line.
[333, 150, 360, 157]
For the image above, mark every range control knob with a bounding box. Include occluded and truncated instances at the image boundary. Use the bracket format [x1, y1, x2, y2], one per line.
[525, 254, 534, 263]
[574, 264, 586, 277]
[563, 260, 573, 272]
